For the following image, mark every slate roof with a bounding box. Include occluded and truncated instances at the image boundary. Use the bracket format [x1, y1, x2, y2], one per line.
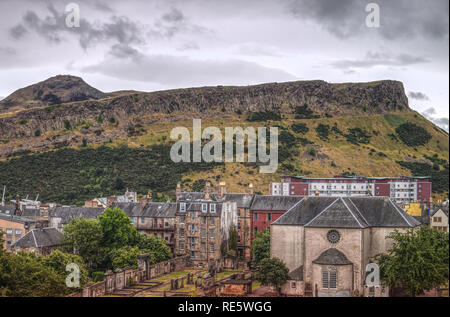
[12, 227, 64, 248]
[181, 201, 224, 216]
[0, 205, 16, 215]
[112, 202, 178, 218]
[222, 193, 254, 209]
[413, 216, 430, 225]
[250, 195, 304, 211]
[272, 197, 420, 228]
[49, 206, 104, 225]
[313, 248, 352, 265]
[177, 192, 210, 201]
[112, 202, 142, 217]
[430, 208, 449, 218]
[0, 213, 37, 225]
[288, 265, 304, 281]
[21, 208, 41, 218]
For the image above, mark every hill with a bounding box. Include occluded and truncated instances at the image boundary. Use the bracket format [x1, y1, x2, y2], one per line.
[0, 76, 447, 205]
[0, 75, 107, 114]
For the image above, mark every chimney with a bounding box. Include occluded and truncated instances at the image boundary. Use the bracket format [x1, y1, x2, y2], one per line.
[140, 190, 152, 208]
[218, 182, 227, 199]
[176, 182, 181, 198]
[246, 183, 254, 195]
[107, 196, 118, 207]
[15, 194, 21, 216]
[204, 181, 211, 200]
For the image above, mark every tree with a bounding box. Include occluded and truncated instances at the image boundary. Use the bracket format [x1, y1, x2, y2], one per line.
[228, 226, 238, 257]
[136, 234, 172, 264]
[255, 257, 289, 294]
[109, 246, 144, 270]
[0, 231, 4, 256]
[62, 217, 105, 268]
[251, 229, 270, 266]
[373, 226, 449, 297]
[98, 207, 139, 249]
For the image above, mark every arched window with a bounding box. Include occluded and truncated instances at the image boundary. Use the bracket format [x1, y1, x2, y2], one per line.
[322, 268, 337, 289]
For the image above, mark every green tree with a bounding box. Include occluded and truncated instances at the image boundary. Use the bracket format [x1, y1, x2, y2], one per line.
[62, 217, 105, 268]
[373, 226, 449, 297]
[98, 207, 138, 249]
[228, 225, 238, 257]
[136, 234, 172, 264]
[255, 257, 290, 294]
[251, 228, 270, 266]
[109, 246, 145, 270]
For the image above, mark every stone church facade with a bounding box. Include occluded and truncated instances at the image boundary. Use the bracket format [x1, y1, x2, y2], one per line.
[271, 196, 420, 297]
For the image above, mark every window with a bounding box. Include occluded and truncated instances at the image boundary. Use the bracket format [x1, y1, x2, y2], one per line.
[191, 251, 195, 259]
[254, 227, 258, 234]
[180, 229, 185, 238]
[140, 217, 145, 224]
[291, 282, 296, 289]
[165, 221, 169, 227]
[237, 210, 241, 217]
[130, 217, 135, 224]
[237, 222, 241, 231]
[267, 213, 272, 221]
[201, 229, 206, 239]
[210, 217, 214, 226]
[180, 216, 185, 224]
[180, 241, 185, 251]
[210, 204, 216, 213]
[15, 229, 22, 235]
[6, 229, 13, 236]
[322, 269, 337, 289]
[180, 203, 186, 212]
[253, 213, 258, 221]
[202, 203, 208, 213]
[201, 217, 206, 225]
[210, 244, 214, 252]
[209, 229, 214, 239]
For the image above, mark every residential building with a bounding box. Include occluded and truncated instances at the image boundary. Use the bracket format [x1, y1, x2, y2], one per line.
[49, 206, 104, 230]
[271, 196, 421, 297]
[174, 182, 238, 267]
[84, 189, 137, 208]
[12, 227, 64, 255]
[270, 175, 432, 205]
[0, 213, 41, 249]
[250, 195, 303, 239]
[430, 208, 449, 232]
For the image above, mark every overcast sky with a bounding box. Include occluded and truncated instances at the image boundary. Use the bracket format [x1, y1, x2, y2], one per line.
[0, 0, 448, 130]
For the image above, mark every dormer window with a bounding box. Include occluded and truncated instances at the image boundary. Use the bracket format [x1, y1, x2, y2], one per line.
[210, 204, 216, 213]
[180, 203, 186, 212]
[202, 203, 208, 213]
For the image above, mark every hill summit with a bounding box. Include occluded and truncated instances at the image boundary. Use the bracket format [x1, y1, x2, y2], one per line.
[0, 75, 107, 113]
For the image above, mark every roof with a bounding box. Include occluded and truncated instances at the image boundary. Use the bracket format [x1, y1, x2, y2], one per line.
[313, 248, 352, 265]
[112, 202, 178, 218]
[177, 192, 210, 201]
[0, 213, 37, 224]
[49, 206, 104, 224]
[0, 205, 16, 215]
[413, 216, 430, 225]
[272, 197, 420, 228]
[288, 266, 304, 281]
[21, 208, 41, 218]
[250, 195, 304, 211]
[222, 193, 254, 209]
[12, 227, 64, 248]
[430, 208, 449, 218]
[180, 201, 224, 216]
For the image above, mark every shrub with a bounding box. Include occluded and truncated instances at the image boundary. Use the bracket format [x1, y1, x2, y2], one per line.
[246, 111, 282, 122]
[395, 122, 431, 146]
[34, 129, 41, 137]
[291, 123, 309, 134]
[315, 124, 330, 140]
[344, 128, 371, 145]
[63, 120, 71, 130]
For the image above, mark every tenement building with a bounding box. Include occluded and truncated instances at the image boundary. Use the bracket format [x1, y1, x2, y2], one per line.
[174, 182, 238, 267]
[270, 175, 432, 206]
[271, 196, 420, 297]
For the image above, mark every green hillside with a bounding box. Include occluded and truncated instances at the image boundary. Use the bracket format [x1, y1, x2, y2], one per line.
[0, 110, 448, 205]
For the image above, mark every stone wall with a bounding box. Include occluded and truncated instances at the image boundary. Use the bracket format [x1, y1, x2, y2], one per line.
[68, 255, 191, 297]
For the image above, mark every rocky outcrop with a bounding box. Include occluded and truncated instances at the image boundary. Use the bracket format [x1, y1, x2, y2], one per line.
[0, 78, 411, 157]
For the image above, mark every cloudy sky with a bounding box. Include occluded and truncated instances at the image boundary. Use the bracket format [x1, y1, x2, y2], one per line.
[0, 0, 448, 130]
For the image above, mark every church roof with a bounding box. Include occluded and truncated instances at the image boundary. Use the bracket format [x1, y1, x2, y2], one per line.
[312, 248, 352, 265]
[288, 265, 304, 281]
[272, 196, 420, 228]
[250, 195, 304, 211]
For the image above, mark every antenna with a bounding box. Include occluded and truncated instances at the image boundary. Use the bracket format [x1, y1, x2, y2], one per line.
[1, 185, 5, 206]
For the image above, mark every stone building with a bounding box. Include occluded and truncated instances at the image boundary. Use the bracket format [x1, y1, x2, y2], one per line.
[271, 196, 420, 297]
[84, 189, 138, 208]
[0, 213, 42, 249]
[49, 206, 105, 230]
[430, 208, 449, 232]
[12, 227, 64, 255]
[174, 182, 238, 267]
[113, 200, 177, 253]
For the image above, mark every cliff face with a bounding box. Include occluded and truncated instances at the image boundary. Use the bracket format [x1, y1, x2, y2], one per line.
[0, 77, 411, 157]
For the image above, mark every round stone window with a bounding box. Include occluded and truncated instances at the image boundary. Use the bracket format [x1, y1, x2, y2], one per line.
[327, 230, 341, 244]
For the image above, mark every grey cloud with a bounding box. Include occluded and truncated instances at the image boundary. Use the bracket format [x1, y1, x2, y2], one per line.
[409, 91, 429, 101]
[288, 0, 449, 40]
[332, 51, 430, 70]
[421, 107, 449, 132]
[234, 43, 282, 57]
[0, 46, 16, 56]
[83, 46, 296, 87]
[9, 24, 28, 39]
